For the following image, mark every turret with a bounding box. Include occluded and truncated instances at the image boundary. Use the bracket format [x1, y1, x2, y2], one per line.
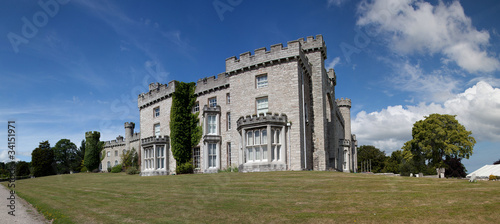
[125, 122, 135, 139]
[336, 98, 352, 138]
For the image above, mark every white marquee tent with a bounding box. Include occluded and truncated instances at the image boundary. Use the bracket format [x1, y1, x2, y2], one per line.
[466, 164, 500, 179]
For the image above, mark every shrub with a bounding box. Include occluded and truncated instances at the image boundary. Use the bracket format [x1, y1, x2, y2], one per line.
[107, 167, 111, 172]
[92, 168, 100, 173]
[111, 164, 122, 173]
[176, 162, 194, 174]
[126, 167, 140, 175]
[81, 167, 87, 172]
[489, 174, 497, 181]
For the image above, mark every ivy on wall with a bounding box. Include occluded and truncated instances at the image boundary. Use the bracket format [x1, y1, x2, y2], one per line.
[170, 81, 202, 173]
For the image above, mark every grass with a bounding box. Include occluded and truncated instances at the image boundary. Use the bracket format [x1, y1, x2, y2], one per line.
[2, 171, 499, 223]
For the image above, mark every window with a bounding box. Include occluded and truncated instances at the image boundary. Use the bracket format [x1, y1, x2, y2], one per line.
[209, 97, 217, 108]
[193, 147, 200, 169]
[144, 147, 154, 170]
[226, 93, 230, 104]
[208, 115, 217, 135]
[107, 151, 110, 157]
[115, 150, 118, 157]
[193, 101, 199, 112]
[227, 142, 231, 166]
[157, 146, 165, 169]
[227, 112, 231, 130]
[272, 128, 282, 161]
[208, 143, 217, 168]
[154, 123, 160, 137]
[107, 161, 110, 169]
[115, 160, 118, 166]
[154, 107, 160, 117]
[256, 74, 268, 88]
[245, 128, 268, 162]
[256, 97, 268, 114]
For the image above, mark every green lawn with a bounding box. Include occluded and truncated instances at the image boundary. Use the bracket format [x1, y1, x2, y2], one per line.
[3, 171, 499, 223]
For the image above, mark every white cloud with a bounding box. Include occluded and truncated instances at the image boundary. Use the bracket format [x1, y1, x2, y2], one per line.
[353, 81, 500, 154]
[327, 57, 341, 69]
[328, 0, 349, 7]
[357, 0, 500, 73]
[389, 60, 461, 102]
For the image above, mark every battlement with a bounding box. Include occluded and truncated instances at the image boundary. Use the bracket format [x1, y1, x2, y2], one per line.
[327, 68, 336, 85]
[195, 73, 230, 95]
[298, 35, 326, 55]
[225, 39, 302, 74]
[85, 131, 100, 138]
[124, 122, 135, 129]
[336, 98, 351, 108]
[138, 80, 176, 109]
[236, 112, 288, 130]
[141, 135, 169, 147]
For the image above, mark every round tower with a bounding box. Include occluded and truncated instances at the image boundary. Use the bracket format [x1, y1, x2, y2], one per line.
[336, 98, 352, 138]
[124, 122, 135, 139]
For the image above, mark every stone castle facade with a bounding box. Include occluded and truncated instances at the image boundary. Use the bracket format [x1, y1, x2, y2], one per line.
[103, 35, 357, 174]
[100, 122, 140, 171]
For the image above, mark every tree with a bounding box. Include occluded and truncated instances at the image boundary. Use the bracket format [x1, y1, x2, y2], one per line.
[73, 139, 86, 171]
[384, 150, 403, 174]
[444, 156, 467, 178]
[357, 145, 387, 173]
[494, 159, 500, 165]
[402, 114, 475, 173]
[170, 81, 202, 173]
[15, 161, 31, 177]
[53, 139, 78, 174]
[84, 132, 105, 171]
[32, 141, 56, 177]
[121, 147, 139, 170]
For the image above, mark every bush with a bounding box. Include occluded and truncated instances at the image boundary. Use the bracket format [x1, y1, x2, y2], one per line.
[111, 164, 122, 173]
[92, 168, 100, 173]
[176, 162, 194, 174]
[489, 175, 497, 181]
[126, 167, 140, 175]
[107, 167, 111, 172]
[81, 167, 87, 172]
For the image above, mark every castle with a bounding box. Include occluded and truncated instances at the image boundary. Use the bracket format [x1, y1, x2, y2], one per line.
[101, 35, 357, 174]
[100, 122, 140, 171]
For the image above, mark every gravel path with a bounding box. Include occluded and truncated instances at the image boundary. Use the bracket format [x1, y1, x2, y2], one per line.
[0, 184, 48, 223]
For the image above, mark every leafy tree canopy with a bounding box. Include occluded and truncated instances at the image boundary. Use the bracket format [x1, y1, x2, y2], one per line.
[357, 145, 387, 173]
[32, 141, 56, 177]
[402, 114, 475, 170]
[494, 159, 500, 165]
[53, 139, 78, 174]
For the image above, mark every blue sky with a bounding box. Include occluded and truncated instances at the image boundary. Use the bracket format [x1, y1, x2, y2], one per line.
[1, 0, 499, 173]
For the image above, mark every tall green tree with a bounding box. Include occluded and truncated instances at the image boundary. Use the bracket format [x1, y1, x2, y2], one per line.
[32, 141, 56, 177]
[384, 150, 403, 174]
[357, 145, 387, 173]
[84, 132, 105, 171]
[444, 156, 467, 178]
[494, 159, 500, 165]
[53, 139, 78, 174]
[402, 114, 475, 172]
[170, 81, 202, 173]
[15, 161, 31, 177]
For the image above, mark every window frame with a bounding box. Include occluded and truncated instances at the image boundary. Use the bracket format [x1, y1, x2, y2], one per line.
[227, 112, 231, 130]
[154, 123, 160, 137]
[256, 97, 268, 114]
[208, 97, 217, 108]
[256, 74, 268, 88]
[207, 114, 217, 135]
[154, 106, 160, 117]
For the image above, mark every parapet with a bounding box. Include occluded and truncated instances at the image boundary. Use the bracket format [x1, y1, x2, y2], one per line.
[297, 35, 326, 58]
[336, 98, 351, 108]
[138, 80, 176, 109]
[225, 39, 303, 74]
[236, 112, 288, 130]
[195, 73, 230, 95]
[125, 122, 135, 128]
